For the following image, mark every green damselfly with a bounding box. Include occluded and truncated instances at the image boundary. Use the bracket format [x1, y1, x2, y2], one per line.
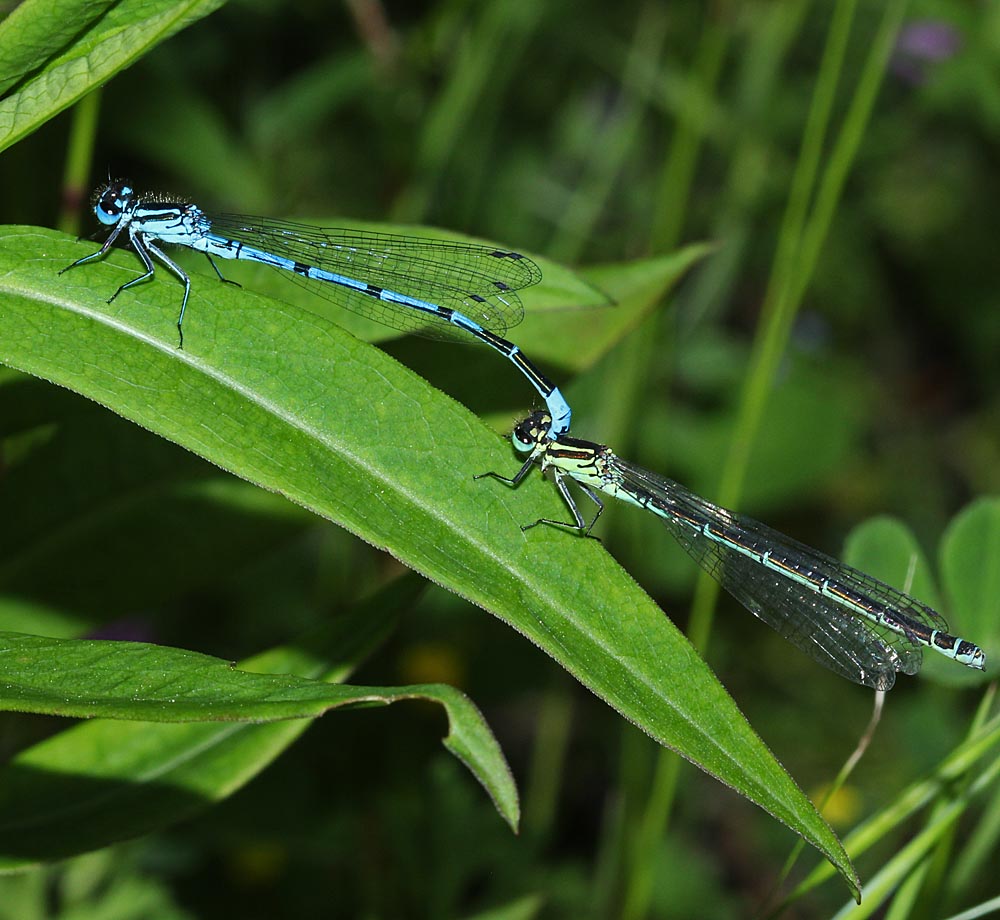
[480, 411, 987, 690]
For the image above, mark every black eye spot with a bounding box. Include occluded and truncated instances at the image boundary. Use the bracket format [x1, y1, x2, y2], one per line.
[99, 190, 120, 217]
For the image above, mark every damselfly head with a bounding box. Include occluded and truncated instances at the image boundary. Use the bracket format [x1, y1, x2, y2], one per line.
[511, 411, 552, 453]
[92, 179, 134, 226]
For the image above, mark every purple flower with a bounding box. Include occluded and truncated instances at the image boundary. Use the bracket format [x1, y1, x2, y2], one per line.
[892, 20, 963, 85]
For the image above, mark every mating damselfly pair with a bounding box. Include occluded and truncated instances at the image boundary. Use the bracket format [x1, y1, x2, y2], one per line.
[62, 181, 987, 691]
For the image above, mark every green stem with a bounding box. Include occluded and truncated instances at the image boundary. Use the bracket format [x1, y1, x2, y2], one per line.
[58, 90, 101, 236]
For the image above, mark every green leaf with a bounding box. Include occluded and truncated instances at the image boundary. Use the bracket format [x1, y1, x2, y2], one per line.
[844, 509, 994, 687]
[518, 244, 713, 369]
[0, 0, 223, 153]
[0, 575, 520, 865]
[0, 401, 310, 635]
[0, 0, 111, 96]
[0, 225, 857, 895]
[940, 497, 1000, 683]
[1, 632, 454, 723]
[842, 517, 942, 610]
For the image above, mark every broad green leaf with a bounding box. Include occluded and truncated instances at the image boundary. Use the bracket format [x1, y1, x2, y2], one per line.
[940, 497, 1000, 682]
[843, 517, 941, 609]
[0, 631, 491, 724]
[518, 245, 713, 369]
[0, 225, 857, 895]
[0, 402, 310, 635]
[0, 575, 520, 865]
[0, 0, 114, 96]
[844, 511, 993, 687]
[0, 0, 223, 153]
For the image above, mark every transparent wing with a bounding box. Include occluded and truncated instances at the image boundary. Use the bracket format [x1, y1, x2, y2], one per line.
[206, 213, 540, 342]
[613, 458, 937, 689]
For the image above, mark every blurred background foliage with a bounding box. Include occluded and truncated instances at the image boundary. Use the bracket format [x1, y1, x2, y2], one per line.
[1, 0, 999, 917]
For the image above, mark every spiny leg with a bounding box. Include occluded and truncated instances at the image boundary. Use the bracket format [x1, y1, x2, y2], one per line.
[141, 239, 191, 348]
[109, 229, 158, 304]
[523, 471, 603, 536]
[474, 455, 535, 488]
[58, 221, 127, 275]
[205, 254, 242, 290]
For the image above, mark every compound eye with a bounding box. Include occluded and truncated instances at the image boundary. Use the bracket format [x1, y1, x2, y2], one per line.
[512, 428, 534, 453]
[94, 182, 133, 226]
